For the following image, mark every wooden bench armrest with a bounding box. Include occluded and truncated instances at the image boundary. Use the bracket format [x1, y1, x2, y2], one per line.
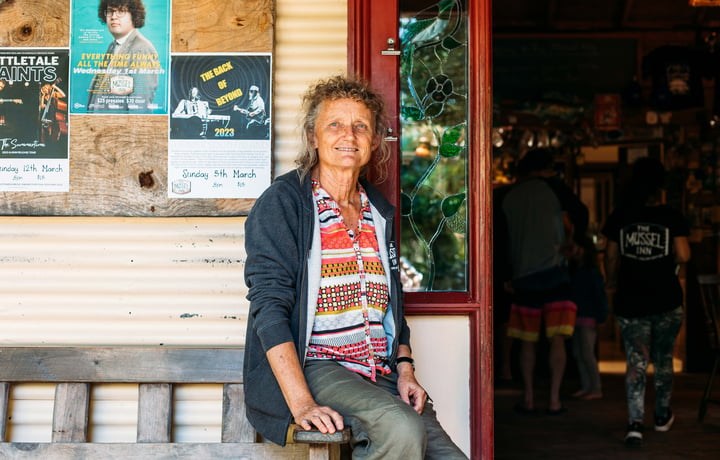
[291, 425, 352, 444]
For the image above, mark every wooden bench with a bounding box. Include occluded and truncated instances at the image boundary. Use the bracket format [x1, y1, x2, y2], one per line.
[0, 347, 350, 459]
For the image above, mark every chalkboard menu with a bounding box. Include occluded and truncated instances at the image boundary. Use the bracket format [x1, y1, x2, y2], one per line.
[493, 38, 638, 101]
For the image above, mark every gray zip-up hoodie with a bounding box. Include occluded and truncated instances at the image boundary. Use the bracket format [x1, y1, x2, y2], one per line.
[243, 169, 409, 446]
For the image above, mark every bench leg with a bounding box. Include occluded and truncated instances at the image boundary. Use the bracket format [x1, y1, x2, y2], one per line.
[308, 442, 342, 460]
[0, 382, 9, 441]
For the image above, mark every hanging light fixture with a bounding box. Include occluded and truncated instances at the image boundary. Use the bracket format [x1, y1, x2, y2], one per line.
[690, 0, 720, 6]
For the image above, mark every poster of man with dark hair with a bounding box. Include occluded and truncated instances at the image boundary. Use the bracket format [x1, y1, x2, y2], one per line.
[70, 0, 169, 114]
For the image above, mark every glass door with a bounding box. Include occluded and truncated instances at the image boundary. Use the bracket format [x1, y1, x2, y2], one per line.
[348, 1, 492, 458]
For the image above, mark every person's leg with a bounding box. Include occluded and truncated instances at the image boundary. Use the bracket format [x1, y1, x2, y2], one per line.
[495, 287, 514, 382]
[617, 315, 652, 447]
[650, 307, 683, 422]
[499, 326, 514, 381]
[304, 360, 468, 460]
[508, 291, 542, 412]
[548, 334, 567, 411]
[617, 315, 651, 424]
[576, 324, 602, 396]
[420, 399, 469, 460]
[506, 299, 542, 410]
[571, 326, 590, 396]
[304, 360, 425, 459]
[583, 325, 602, 396]
[369, 373, 468, 460]
[518, 339, 537, 409]
[544, 298, 576, 411]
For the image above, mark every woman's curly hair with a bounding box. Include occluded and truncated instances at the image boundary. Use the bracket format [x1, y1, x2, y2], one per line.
[296, 75, 391, 182]
[98, 0, 147, 28]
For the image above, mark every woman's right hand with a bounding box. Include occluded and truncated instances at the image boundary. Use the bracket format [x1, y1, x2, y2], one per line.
[266, 342, 344, 433]
[292, 402, 345, 433]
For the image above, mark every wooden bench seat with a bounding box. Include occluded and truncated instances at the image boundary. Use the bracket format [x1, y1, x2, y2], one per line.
[0, 347, 349, 460]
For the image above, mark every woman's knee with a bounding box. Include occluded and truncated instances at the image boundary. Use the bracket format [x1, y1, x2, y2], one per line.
[359, 404, 426, 453]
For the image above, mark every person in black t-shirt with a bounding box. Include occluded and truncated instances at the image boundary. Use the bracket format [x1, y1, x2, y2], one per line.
[602, 157, 690, 449]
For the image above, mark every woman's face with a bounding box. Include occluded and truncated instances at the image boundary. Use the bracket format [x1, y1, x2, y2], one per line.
[312, 98, 378, 174]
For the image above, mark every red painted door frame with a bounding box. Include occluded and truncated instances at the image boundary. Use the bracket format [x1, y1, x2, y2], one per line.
[347, 1, 494, 458]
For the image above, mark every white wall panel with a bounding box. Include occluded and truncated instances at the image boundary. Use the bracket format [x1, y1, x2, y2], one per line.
[408, 316, 471, 456]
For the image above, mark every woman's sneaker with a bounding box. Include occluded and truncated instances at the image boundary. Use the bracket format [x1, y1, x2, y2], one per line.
[624, 421, 644, 448]
[654, 409, 675, 432]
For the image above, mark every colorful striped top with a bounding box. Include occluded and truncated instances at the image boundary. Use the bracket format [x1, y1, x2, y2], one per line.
[306, 179, 391, 381]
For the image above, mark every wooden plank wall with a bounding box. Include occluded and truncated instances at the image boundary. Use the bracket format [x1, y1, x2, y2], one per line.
[0, 0, 273, 216]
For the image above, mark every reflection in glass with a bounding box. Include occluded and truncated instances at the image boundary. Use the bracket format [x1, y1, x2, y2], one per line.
[399, 0, 468, 291]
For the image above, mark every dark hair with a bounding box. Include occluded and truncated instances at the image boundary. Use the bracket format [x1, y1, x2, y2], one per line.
[627, 156, 665, 207]
[98, 0, 146, 28]
[517, 148, 553, 177]
[296, 74, 390, 182]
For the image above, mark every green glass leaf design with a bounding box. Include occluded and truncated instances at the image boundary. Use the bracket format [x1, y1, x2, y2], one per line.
[439, 144, 463, 157]
[442, 123, 465, 144]
[401, 105, 425, 121]
[441, 192, 466, 218]
[401, 18, 437, 45]
[438, 0, 457, 15]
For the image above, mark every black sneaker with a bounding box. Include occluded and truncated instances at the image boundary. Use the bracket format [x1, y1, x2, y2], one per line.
[624, 421, 644, 448]
[654, 409, 675, 432]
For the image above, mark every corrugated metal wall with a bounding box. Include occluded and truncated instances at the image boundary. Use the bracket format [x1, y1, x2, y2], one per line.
[0, 217, 246, 346]
[2, 0, 348, 442]
[273, 0, 348, 173]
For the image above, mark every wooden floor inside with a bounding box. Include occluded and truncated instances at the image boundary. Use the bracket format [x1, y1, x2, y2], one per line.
[494, 333, 720, 459]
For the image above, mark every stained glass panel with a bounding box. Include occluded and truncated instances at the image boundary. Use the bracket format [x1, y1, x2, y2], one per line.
[399, 0, 468, 291]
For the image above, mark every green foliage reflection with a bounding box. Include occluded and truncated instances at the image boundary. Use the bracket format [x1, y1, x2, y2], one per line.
[399, 0, 468, 291]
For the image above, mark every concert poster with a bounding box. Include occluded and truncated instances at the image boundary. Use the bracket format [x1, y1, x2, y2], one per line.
[0, 48, 70, 192]
[69, 0, 170, 114]
[168, 53, 272, 199]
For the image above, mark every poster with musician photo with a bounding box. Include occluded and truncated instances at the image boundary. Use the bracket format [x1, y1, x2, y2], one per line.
[0, 48, 70, 192]
[168, 53, 272, 199]
[69, 0, 170, 114]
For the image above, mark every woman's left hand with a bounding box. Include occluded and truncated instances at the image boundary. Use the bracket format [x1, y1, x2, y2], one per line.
[397, 367, 427, 414]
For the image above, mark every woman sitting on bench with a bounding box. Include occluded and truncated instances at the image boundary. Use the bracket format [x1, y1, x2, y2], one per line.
[243, 75, 467, 460]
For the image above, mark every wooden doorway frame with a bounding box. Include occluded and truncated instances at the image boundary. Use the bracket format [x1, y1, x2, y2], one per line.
[347, 1, 494, 458]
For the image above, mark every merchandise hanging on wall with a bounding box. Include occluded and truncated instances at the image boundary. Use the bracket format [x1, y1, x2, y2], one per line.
[0, 48, 70, 192]
[168, 53, 272, 199]
[69, 0, 170, 114]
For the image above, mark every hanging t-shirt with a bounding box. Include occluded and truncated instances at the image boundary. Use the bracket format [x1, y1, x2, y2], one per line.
[698, 39, 720, 117]
[642, 45, 706, 111]
[602, 204, 690, 318]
